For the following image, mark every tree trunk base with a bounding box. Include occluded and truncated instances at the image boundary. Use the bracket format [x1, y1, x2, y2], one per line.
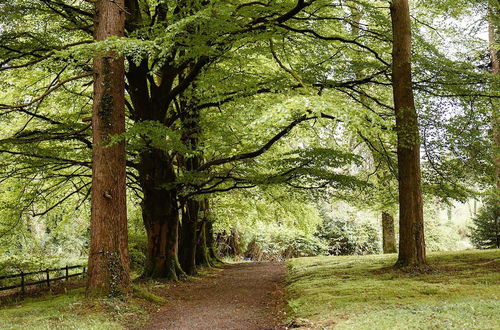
[142, 256, 186, 281]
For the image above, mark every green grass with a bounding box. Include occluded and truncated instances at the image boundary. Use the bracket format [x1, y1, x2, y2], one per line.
[286, 249, 500, 329]
[0, 286, 153, 329]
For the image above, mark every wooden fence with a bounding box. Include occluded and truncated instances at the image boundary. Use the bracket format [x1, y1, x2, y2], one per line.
[0, 265, 86, 294]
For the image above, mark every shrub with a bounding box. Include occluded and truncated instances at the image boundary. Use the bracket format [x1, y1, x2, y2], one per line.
[316, 216, 380, 256]
[128, 233, 147, 273]
[243, 228, 326, 261]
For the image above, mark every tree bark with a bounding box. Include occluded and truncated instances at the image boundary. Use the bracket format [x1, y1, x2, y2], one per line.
[178, 94, 208, 273]
[195, 200, 213, 267]
[489, 3, 500, 195]
[87, 0, 130, 296]
[382, 212, 397, 253]
[180, 198, 200, 275]
[390, 0, 426, 267]
[139, 148, 184, 280]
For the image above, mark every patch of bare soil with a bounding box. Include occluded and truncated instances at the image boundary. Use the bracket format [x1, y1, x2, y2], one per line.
[139, 262, 287, 330]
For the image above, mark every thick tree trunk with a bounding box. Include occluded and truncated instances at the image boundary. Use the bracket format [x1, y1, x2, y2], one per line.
[86, 0, 130, 296]
[139, 148, 184, 280]
[382, 212, 397, 253]
[180, 199, 200, 275]
[390, 0, 426, 267]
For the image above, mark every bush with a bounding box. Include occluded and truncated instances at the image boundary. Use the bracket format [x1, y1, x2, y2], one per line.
[244, 228, 326, 261]
[316, 216, 380, 256]
[469, 199, 500, 249]
[128, 233, 147, 273]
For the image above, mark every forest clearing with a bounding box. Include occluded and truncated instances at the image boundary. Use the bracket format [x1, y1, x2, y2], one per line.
[1, 0, 499, 329]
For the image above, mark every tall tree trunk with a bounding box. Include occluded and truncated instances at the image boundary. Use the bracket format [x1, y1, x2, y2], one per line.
[180, 198, 200, 275]
[195, 199, 213, 267]
[390, 0, 426, 267]
[489, 3, 500, 195]
[178, 94, 205, 273]
[87, 0, 129, 296]
[382, 212, 397, 253]
[139, 148, 184, 280]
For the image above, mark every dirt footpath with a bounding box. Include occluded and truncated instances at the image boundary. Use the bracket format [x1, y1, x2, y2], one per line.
[141, 262, 287, 330]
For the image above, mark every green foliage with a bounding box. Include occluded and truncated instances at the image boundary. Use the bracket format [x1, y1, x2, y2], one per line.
[244, 225, 327, 261]
[128, 234, 147, 274]
[0, 0, 497, 282]
[0, 255, 85, 276]
[117, 121, 192, 155]
[422, 201, 470, 252]
[316, 214, 381, 256]
[469, 198, 500, 249]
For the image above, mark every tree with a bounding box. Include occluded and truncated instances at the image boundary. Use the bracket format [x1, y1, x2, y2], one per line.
[390, 0, 426, 267]
[86, 0, 130, 296]
[489, 1, 500, 195]
[1, 0, 497, 279]
[470, 198, 500, 249]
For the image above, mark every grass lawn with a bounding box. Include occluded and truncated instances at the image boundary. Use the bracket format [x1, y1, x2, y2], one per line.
[286, 249, 500, 329]
[0, 286, 156, 330]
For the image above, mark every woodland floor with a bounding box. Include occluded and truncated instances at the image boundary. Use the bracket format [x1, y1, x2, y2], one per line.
[140, 262, 287, 330]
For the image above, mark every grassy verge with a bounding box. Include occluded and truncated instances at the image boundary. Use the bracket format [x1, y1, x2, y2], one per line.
[0, 266, 223, 330]
[0, 285, 163, 329]
[286, 249, 500, 329]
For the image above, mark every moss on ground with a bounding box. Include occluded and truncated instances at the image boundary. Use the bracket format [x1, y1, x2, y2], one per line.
[286, 249, 500, 329]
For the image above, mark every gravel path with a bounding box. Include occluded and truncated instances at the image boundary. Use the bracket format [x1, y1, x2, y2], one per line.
[141, 262, 287, 330]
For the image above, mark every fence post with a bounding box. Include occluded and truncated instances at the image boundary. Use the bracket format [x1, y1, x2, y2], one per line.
[20, 271, 25, 294]
[65, 265, 69, 281]
[46, 269, 50, 288]
[82, 266, 86, 278]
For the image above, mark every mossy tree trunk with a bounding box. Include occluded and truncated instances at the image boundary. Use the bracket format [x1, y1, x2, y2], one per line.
[390, 0, 426, 267]
[87, 0, 130, 296]
[139, 148, 184, 280]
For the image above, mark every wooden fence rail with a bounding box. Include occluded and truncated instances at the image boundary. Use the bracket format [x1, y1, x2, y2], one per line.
[0, 265, 86, 293]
